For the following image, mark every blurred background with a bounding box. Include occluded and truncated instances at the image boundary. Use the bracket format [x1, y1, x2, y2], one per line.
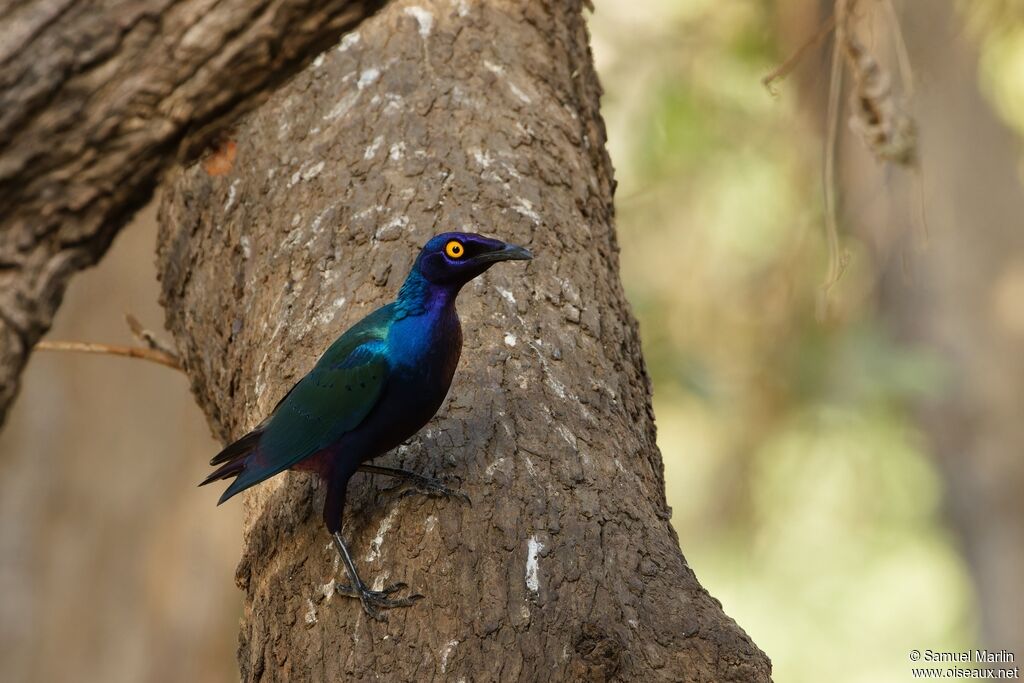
[1, 1, 1022, 681]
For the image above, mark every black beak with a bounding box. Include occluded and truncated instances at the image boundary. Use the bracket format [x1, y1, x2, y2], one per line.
[477, 242, 534, 264]
[495, 242, 533, 262]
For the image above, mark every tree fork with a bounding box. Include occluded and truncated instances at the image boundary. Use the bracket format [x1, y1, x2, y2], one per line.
[157, 0, 771, 680]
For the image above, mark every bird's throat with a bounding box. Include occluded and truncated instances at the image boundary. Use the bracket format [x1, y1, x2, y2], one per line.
[394, 267, 458, 320]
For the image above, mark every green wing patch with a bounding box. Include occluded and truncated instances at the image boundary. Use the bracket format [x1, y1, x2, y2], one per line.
[258, 346, 388, 467]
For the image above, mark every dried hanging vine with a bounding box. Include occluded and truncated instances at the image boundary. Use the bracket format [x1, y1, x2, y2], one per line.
[765, 0, 921, 317]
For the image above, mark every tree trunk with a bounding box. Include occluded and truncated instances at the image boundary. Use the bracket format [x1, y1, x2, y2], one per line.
[0, 0, 383, 426]
[157, 0, 771, 680]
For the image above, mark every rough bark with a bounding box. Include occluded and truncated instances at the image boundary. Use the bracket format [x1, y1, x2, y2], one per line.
[0, 0, 383, 426]
[157, 0, 771, 680]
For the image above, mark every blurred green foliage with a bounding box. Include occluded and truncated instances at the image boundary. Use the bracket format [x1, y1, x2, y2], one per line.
[588, 1, 1018, 680]
[972, 1, 1024, 151]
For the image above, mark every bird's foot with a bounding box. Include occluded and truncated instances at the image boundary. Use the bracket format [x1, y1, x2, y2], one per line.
[334, 581, 424, 621]
[398, 474, 472, 506]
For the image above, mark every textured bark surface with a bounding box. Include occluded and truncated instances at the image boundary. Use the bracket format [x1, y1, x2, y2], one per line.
[0, 0, 383, 426]
[157, 0, 771, 681]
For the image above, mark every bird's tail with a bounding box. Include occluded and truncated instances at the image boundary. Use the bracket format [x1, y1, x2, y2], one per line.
[200, 429, 264, 504]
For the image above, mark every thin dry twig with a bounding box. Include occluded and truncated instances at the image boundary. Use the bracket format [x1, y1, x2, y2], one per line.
[882, 0, 914, 98]
[819, 0, 851, 319]
[125, 313, 178, 357]
[762, 13, 837, 94]
[34, 340, 182, 370]
[34, 313, 182, 370]
[767, 0, 923, 317]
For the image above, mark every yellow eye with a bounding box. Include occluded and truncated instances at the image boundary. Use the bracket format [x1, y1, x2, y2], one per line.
[445, 240, 465, 259]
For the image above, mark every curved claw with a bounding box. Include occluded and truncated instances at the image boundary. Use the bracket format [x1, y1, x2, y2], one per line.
[335, 581, 408, 597]
[399, 477, 473, 506]
[334, 581, 423, 621]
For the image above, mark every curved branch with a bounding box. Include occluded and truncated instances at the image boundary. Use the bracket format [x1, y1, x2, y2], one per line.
[0, 0, 385, 426]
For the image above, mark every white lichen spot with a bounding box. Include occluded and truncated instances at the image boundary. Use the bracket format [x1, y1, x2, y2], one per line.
[304, 598, 317, 625]
[614, 458, 626, 473]
[291, 213, 302, 227]
[302, 161, 325, 181]
[357, 67, 380, 89]
[628, 618, 639, 628]
[315, 297, 346, 326]
[483, 60, 505, 75]
[324, 91, 360, 121]
[313, 52, 326, 69]
[382, 93, 405, 115]
[337, 32, 360, 52]
[375, 214, 409, 240]
[240, 235, 252, 259]
[365, 507, 400, 562]
[512, 197, 541, 224]
[424, 514, 437, 533]
[310, 204, 336, 233]
[495, 286, 516, 306]
[526, 339, 569, 400]
[322, 581, 336, 601]
[523, 455, 537, 477]
[364, 135, 384, 160]
[440, 639, 458, 673]
[471, 148, 493, 169]
[451, 85, 481, 110]
[389, 141, 406, 161]
[371, 570, 390, 592]
[454, 0, 470, 17]
[525, 536, 544, 593]
[501, 160, 523, 180]
[224, 179, 239, 212]
[555, 424, 577, 450]
[404, 6, 434, 37]
[485, 457, 506, 477]
[504, 333, 517, 347]
[508, 82, 532, 104]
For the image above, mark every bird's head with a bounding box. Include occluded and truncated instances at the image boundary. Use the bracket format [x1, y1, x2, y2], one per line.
[415, 232, 533, 287]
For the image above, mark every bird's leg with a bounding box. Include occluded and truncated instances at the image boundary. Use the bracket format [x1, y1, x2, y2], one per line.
[357, 464, 472, 505]
[331, 531, 423, 621]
